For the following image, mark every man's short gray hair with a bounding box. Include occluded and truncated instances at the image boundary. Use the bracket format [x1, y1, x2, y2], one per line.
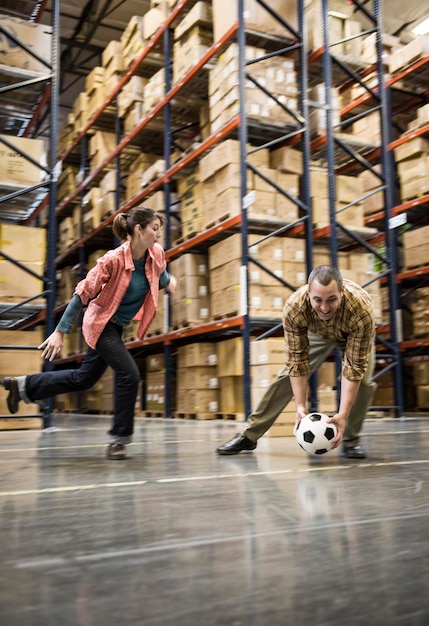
[308, 265, 343, 291]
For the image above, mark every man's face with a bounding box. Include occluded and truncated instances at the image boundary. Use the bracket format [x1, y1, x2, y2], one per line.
[308, 279, 343, 321]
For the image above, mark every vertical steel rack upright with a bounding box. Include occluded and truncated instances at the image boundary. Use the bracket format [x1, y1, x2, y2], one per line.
[0, 0, 60, 427]
[319, 0, 404, 416]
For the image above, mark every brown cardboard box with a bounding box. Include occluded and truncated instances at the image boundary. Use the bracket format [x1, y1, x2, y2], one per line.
[413, 361, 429, 385]
[248, 258, 287, 287]
[403, 245, 429, 270]
[217, 337, 243, 376]
[175, 274, 209, 301]
[85, 66, 105, 93]
[102, 40, 123, 67]
[142, 8, 164, 40]
[181, 366, 218, 390]
[174, 2, 212, 40]
[270, 145, 303, 175]
[403, 225, 429, 250]
[249, 284, 285, 316]
[176, 343, 217, 368]
[0, 135, 45, 186]
[251, 363, 284, 386]
[0, 223, 46, 262]
[210, 259, 240, 293]
[145, 370, 165, 412]
[173, 25, 212, 83]
[0, 348, 43, 378]
[250, 339, 285, 365]
[169, 253, 208, 279]
[212, 0, 297, 42]
[0, 16, 51, 73]
[416, 385, 429, 409]
[0, 261, 44, 300]
[218, 376, 245, 413]
[394, 137, 429, 162]
[176, 388, 219, 414]
[388, 35, 429, 74]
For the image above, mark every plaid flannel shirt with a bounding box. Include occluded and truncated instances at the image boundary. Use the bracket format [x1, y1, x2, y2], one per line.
[282, 278, 375, 381]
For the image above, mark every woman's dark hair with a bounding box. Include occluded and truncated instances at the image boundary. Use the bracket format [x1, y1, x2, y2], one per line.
[308, 265, 343, 291]
[112, 206, 165, 241]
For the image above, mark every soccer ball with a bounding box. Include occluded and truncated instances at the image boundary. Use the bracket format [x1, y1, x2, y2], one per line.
[295, 412, 337, 455]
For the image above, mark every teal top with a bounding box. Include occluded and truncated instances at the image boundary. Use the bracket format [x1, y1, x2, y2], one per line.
[57, 257, 170, 333]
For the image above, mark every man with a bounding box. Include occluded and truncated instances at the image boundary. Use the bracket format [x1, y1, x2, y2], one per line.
[217, 265, 376, 459]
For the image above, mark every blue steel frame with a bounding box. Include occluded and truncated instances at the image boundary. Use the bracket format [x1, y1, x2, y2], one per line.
[41, 0, 61, 428]
[320, 0, 404, 417]
[237, 0, 314, 418]
[0, 2, 60, 428]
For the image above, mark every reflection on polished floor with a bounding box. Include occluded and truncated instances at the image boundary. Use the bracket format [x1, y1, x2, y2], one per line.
[1, 414, 429, 625]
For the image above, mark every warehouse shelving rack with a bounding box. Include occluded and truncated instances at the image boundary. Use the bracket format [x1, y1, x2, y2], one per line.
[29, 0, 427, 422]
[0, 0, 60, 427]
[314, 0, 405, 417]
[46, 0, 316, 420]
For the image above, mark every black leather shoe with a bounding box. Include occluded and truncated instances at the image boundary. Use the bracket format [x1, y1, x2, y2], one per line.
[341, 444, 367, 459]
[217, 433, 257, 455]
[3, 377, 20, 414]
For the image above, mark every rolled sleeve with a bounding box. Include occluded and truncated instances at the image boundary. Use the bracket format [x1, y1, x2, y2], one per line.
[342, 312, 375, 381]
[282, 296, 311, 377]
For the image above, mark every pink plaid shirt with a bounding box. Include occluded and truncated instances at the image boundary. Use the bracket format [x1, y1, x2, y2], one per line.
[74, 241, 166, 349]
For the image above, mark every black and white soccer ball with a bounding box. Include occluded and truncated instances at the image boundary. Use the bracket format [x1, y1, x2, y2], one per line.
[295, 412, 337, 455]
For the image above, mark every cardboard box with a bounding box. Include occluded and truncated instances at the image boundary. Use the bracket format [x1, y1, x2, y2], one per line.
[0, 15, 51, 73]
[394, 137, 429, 162]
[388, 35, 429, 74]
[403, 225, 429, 250]
[0, 348, 44, 377]
[169, 253, 208, 279]
[181, 366, 218, 390]
[270, 146, 303, 175]
[250, 339, 285, 365]
[175, 274, 209, 301]
[143, 8, 164, 40]
[174, 2, 212, 40]
[176, 343, 218, 368]
[0, 223, 46, 262]
[102, 40, 123, 67]
[218, 375, 245, 413]
[217, 337, 243, 376]
[416, 385, 429, 409]
[212, 0, 297, 42]
[176, 388, 219, 414]
[403, 245, 429, 270]
[0, 261, 44, 300]
[413, 361, 429, 386]
[0, 135, 45, 186]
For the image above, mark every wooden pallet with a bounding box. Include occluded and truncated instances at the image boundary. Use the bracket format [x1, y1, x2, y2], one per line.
[173, 230, 202, 245]
[0, 417, 43, 430]
[137, 410, 165, 418]
[171, 320, 202, 330]
[174, 412, 218, 420]
[204, 213, 236, 230]
[215, 412, 245, 422]
[211, 311, 240, 321]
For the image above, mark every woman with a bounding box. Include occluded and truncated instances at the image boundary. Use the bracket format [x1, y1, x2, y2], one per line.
[2, 207, 177, 460]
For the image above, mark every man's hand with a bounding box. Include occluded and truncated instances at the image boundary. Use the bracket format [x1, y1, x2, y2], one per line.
[293, 403, 308, 435]
[327, 413, 347, 448]
[38, 330, 65, 362]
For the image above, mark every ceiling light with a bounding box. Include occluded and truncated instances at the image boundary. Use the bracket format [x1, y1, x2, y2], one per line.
[411, 16, 429, 36]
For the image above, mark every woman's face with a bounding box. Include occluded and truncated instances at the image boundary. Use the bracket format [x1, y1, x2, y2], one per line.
[138, 218, 163, 248]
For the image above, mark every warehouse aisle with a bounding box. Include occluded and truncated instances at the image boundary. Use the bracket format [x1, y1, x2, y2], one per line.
[1, 415, 428, 625]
